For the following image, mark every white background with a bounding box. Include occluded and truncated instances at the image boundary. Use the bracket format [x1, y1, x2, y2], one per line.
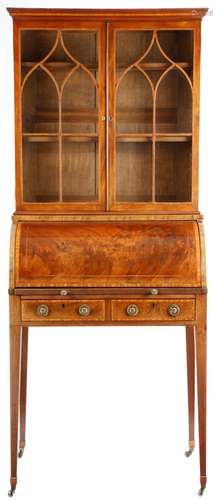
[0, 1, 221, 499]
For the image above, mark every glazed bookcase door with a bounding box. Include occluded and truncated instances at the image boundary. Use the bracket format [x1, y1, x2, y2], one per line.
[19, 24, 106, 212]
[109, 24, 196, 212]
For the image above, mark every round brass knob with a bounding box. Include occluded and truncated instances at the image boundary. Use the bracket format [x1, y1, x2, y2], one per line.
[148, 288, 158, 295]
[60, 289, 68, 296]
[36, 304, 49, 317]
[79, 304, 91, 317]
[126, 304, 139, 316]
[167, 304, 181, 317]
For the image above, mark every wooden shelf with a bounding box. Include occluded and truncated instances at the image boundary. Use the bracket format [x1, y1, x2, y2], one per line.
[35, 109, 98, 123]
[23, 133, 58, 142]
[116, 133, 192, 142]
[23, 133, 98, 143]
[22, 61, 191, 71]
[25, 108, 181, 125]
[117, 134, 152, 142]
[117, 194, 152, 202]
[155, 134, 192, 142]
[62, 134, 98, 142]
[23, 133, 191, 143]
[62, 195, 98, 202]
[28, 108, 175, 124]
[29, 195, 98, 203]
[116, 62, 192, 71]
[30, 195, 59, 202]
[138, 61, 192, 70]
[155, 195, 192, 202]
[22, 61, 98, 69]
[117, 193, 192, 203]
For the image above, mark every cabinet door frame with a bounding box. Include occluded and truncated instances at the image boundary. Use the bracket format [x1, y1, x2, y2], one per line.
[13, 19, 106, 213]
[108, 20, 201, 213]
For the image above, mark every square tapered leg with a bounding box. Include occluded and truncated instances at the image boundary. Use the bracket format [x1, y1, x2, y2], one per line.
[196, 295, 207, 496]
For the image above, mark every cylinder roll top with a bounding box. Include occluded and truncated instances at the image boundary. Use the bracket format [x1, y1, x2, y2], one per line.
[14, 221, 202, 288]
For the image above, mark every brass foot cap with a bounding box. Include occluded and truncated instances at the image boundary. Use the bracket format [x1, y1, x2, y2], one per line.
[185, 448, 194, 457]
[18, 448, 24, 458]
[8, 487, 16, 497]
[198, 487, 206, 496]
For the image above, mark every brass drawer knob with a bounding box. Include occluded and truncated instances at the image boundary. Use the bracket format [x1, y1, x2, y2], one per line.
[36, 304, 49, 317]
[167, 304, 181, 317]
[148, 288, 158, 295]
[126, 304, 139, 316]
[79, 304, 91, 317]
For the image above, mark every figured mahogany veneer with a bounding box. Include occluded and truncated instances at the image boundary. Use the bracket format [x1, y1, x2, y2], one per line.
[15, 221, 201, 288]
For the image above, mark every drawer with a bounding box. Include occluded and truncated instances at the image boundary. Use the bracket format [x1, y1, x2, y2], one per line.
[21, 300, 105, 322]
[111, 299, 195, 321]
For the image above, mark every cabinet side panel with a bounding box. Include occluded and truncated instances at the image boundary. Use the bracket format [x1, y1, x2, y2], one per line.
[192, 23, 201, 209]
[9, 223, 19, 289]
[197, 221, 207, 288]
[13, 21, 23, 210]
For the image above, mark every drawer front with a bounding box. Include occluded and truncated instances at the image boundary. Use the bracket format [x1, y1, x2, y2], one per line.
[21, 300, 105, 322]
[111, 299, 195, 321]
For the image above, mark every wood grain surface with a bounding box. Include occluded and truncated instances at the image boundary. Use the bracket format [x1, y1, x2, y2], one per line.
[15, 221, 201, 287]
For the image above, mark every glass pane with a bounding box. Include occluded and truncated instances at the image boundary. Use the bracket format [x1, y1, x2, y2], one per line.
[22, 68, 59, 133]
[140, 38, 168, 65]
[157, 31, 193, 66]
[62, 31, 98, 67]
[116, 142, 152, 202]
[21, 29, 100, 206]
[116, 31, 153, 67]
[23, 140, 59, 202]
[61, 31, 98, 134]
[116, 30, 154, 135]
[116, 70, 153, 134]
[62, 69, 98, 133]
[156, 69, 192, 133]
[114, 29, 193, 206]
[155, 141, 192, 202]
[21, 30, 57, 62]
[62, 141, 98, 202]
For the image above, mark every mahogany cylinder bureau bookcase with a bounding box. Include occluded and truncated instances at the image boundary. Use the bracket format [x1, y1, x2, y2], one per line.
[7, 7, 208, 497]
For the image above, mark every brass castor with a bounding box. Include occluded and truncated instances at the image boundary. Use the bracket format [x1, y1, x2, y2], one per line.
[8, 487, 16, 497]
[198, 487, 206, 496]
[185, 448, 194, 457]
[18, 448, 24, 458]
